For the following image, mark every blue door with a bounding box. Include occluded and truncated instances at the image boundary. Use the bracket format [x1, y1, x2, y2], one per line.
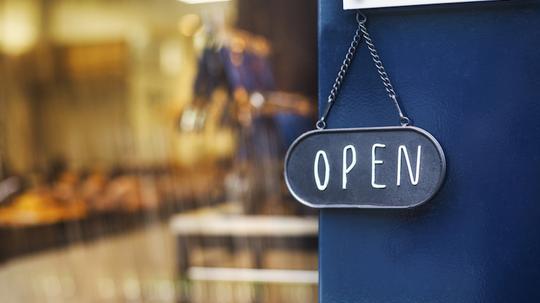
[318, 1, 540, 301]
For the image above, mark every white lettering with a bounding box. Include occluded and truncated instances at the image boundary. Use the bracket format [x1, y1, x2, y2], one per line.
[397, 145, 422, 186]
[342, 145, 357, 189]
[314, 150, 330, 191]
[371, 144, 386, 189]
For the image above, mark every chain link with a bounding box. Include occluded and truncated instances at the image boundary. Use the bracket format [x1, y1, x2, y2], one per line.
[316, 12, 410, 129]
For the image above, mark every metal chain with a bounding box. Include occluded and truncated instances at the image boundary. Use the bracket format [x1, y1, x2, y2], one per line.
[358, 13, 410, 126]
[316, 12, 410, 130]
[315, 15, 363, 130]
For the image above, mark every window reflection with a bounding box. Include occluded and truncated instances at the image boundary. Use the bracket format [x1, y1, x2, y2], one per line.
[0, 0, 317, 302]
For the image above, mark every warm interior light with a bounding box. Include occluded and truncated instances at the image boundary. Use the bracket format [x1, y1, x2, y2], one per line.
[178, 0, 230, 4]
[0, 1, 39, 56]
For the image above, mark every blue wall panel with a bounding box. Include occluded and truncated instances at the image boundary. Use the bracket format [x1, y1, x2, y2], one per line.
[318, 1, 540, 302]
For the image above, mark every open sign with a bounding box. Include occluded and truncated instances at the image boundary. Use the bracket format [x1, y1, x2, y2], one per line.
[284, 126, 446, 208]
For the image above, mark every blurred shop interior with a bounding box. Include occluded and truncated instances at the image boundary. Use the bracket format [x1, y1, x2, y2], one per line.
[0, 0, 318, 302]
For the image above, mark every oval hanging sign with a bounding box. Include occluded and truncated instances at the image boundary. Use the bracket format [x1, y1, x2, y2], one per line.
[284, 126, 446, 209]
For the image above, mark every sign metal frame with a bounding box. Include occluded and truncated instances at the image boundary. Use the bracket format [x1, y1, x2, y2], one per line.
[284, 126, 447, 209]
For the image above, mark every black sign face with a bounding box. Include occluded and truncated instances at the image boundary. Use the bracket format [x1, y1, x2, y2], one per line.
[284, 126, 446, 208]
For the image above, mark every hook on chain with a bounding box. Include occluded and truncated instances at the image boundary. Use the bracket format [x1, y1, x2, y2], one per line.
[316, 119, 327, 130]
[356, 12, 367, 25]
[400, 116, 411, 127]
